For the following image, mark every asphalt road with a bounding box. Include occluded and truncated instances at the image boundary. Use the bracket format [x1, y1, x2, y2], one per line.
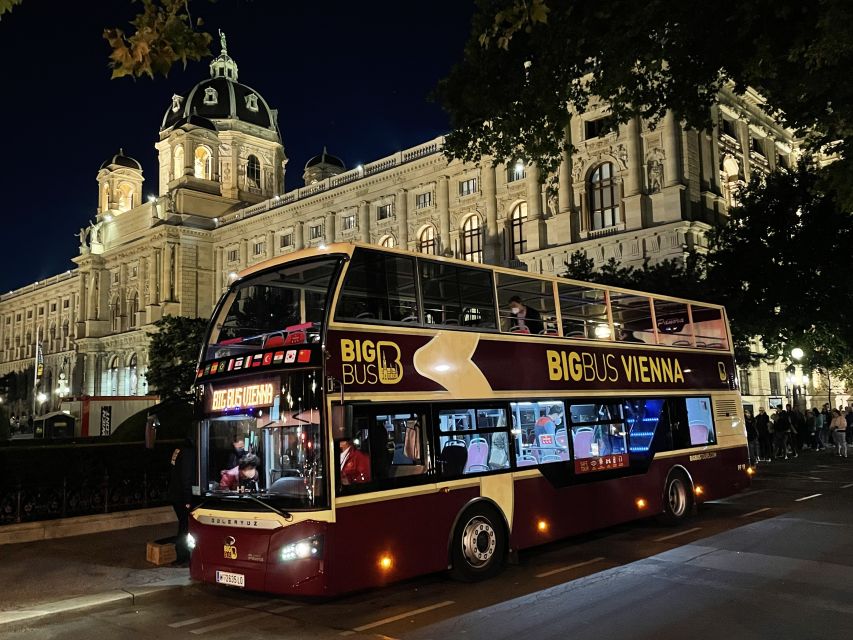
[6, 451, 853, 640]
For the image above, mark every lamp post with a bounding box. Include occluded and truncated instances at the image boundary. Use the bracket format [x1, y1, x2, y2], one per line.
[790, 348, 804, 410]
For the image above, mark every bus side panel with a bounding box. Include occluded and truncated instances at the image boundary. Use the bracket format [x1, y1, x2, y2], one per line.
[329, 487, 479, 594]
[679, 445, 750, 501]
[511, 472, 664, 550]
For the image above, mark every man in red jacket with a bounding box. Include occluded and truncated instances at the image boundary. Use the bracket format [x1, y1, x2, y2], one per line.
[339, 438, 371, 485]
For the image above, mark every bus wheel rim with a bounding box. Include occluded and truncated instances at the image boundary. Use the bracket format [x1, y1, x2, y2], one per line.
[461, 516, 497, 568]
[668, 478, 686, 516]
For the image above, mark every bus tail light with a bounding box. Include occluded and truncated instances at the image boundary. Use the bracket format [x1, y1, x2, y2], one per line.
[537, 519, 549, 533]
[379, 554, 394, 571]
[694, 485, 704, 496]
[636, 498, 647, 509]
[746, 467, 756, 476]
[280, 535, 323, 562]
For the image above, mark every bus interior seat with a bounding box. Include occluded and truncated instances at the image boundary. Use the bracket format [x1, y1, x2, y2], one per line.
[268, 477, 309, 497]
[263, 333, 286, 348]
[689, 422, 710, 445]
[464, 437, 489, 473]
[439, 442, 468, 476]
[555, 428, 569, 448]
[466, 464, 490, 473]
[573, 428, 595, 458]
[539, 454, 562, 464]
[516, 454, 537, 467]
[401, 314, 419, 322]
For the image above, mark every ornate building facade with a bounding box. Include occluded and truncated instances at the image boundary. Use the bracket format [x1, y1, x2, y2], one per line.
[0, 40, 801, 412]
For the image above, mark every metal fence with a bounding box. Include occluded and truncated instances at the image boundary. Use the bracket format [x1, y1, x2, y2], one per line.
[0, 440, 180, 525]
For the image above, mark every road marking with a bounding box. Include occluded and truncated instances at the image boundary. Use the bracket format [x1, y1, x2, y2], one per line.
[346, 601, 455, 633]
[169, 598, 282, 628]
[654, 527, 702, 542]
[715, 489, 766, 501]
[268, 604, 301, 614]
[740, 507, 771, 518]
[536, 556, 606, 578]
[795, 493, 822, 502]
[191, 612, 272, 635]
[841, 483, 853, 489]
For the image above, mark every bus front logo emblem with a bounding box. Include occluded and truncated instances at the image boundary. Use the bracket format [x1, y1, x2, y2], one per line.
[223, 535, 237, 559]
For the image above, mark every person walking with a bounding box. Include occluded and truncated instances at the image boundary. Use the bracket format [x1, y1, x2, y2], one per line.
[813, 406, 826, 451]
[830, 409, 847, 458]
[167, 437, 196, 563]
[756, 408, 773, 462]
[745, 409, 759, 466]
[774, 408, 793, 460]
[845, 407, 853, 446]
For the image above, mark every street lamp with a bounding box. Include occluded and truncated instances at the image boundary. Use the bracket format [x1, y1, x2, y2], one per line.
[790, 348, 805, 409]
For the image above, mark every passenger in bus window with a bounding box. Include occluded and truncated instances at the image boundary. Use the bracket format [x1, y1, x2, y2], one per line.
[534, 405, 562, 441]
[508, 296, 543, 334]
[339, 438, 372, 485]
[220, 453, 260, 492]
[227, 435, 247, 469]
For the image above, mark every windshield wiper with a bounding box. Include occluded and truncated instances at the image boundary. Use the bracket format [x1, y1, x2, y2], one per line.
[240, 493, 293, 521]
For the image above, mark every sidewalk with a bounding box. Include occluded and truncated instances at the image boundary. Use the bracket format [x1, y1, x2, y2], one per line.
[0, 521, 192, 627]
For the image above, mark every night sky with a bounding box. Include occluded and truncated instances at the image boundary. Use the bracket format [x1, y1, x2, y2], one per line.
[0, 0, 474, 293]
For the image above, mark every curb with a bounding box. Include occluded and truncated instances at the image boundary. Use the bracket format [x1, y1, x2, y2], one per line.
[0, 578, 192, 628]
[0, 507, 176, 545]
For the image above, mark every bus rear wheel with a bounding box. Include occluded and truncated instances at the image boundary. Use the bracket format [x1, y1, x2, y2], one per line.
[659, 470, 693, 525]
[449, 504, 507, 582]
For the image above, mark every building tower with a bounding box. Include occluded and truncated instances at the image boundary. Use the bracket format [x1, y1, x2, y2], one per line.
[303, 147, 346, 185]
[97, 149, 144, 220]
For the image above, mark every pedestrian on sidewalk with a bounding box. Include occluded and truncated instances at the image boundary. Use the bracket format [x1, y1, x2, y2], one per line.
[773, 408, 792, 460]
[167, 437, 196, 562]
[813, 406, 826, 450]
[829, 409, 848, 458]
[745, 409, 759, 466]
[845, 407, 853, 445]
[756, 408, 773, 462]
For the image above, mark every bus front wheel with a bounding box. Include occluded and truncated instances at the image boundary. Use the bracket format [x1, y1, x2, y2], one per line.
[659, 470, 693, 525]
[449, 504, 507, 582]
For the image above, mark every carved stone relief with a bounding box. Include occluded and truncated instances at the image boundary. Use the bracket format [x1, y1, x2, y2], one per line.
[645, 147, 665, 193]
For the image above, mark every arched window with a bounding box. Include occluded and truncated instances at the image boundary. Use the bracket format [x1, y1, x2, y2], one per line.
[173, 145, 184, 180]
[102, 182, 110, 211]
[246, 154, 261, 189]
[128, 292, 139, 328]
[108, 356, 119, 396]
[379, 235, 396, 248]
[128, 353, 138, 396]
[721, 155, 743, 208]
[418, 225, 437, 255]
[509, 202, 528, 259]
[117, 182, 134, 211]
[588, 162, 620, 230]
[194, 145, 212, 180]
[461, 215, 483, 263]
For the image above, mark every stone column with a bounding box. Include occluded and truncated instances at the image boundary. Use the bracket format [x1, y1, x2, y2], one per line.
[396, 189, 408, 248]
[86, 271, 98, 320]
[85, 353, 97, 395]
[481, 164, 500, 263]
[294, 219, 305, 250]
[558, 143, 573, 213]
[358, 201, 370, 243]
[325, 212, 336, 244]
[524, 163, 546, 251]
[149, 252, 160, 304]
[663, 111, 681, 187]
[161, 245, 172, 302]
[622, 116, 644, 230]
[437, 176, 450, 255]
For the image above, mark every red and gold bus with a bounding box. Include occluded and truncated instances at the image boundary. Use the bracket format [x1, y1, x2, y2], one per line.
[187, 243, 749, 596]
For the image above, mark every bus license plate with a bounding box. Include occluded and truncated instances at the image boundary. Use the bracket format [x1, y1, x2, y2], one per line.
[216, 570, 245, 587]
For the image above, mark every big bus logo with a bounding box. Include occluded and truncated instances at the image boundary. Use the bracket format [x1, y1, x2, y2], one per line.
[340, 339, 403, 385]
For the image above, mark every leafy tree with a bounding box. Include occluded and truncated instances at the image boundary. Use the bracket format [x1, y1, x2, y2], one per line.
[438, 0, 853, 205]
[0, 0, 22, 20]
[147, 315, 208, 401]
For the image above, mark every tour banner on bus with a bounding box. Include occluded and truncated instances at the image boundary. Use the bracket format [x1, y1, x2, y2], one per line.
[326, 329, 737, 396]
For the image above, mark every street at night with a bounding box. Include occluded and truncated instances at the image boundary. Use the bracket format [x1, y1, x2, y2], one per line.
[4, 452, 852, 639]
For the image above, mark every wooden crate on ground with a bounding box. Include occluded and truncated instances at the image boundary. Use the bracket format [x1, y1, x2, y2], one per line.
[146, 537, 177, 565]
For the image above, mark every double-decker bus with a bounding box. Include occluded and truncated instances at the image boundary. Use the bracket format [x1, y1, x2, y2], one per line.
[187, 243, 749, 596]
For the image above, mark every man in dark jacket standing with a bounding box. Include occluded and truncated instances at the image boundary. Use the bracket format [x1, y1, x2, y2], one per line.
[167, 438, 196, 563]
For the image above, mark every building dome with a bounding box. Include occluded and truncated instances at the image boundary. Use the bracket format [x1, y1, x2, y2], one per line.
[99, 149, 142, 171]
[172, 113, 218, 131]
[305, 147, 345, 170]
[160, 33, 278, 137]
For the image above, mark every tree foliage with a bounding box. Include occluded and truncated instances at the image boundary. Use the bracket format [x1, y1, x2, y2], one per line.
[0, 0, 22, 20]
[103, 0, 212, 79]
[438, 0, 853, 204]
[147, 315, 208, 401]
[564, 161, 853, 372]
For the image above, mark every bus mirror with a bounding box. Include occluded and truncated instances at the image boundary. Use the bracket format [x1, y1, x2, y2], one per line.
[331, 405, 353, 440]
[145, 414, 160, 449]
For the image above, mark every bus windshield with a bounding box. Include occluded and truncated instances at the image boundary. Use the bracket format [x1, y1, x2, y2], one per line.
[199, 370, 327, 510]
[206, 257, 341, 360]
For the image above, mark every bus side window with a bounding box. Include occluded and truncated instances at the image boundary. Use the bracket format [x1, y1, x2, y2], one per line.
[436, 407, 511, 475]
[496, 273, 557, 335]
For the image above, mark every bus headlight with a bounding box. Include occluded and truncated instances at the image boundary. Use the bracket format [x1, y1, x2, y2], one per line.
[186, 533, 197, 551]
[280, 535, 323, 562]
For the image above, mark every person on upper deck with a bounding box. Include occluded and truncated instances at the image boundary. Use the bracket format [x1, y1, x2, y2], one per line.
[508, 296, 543, 334]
